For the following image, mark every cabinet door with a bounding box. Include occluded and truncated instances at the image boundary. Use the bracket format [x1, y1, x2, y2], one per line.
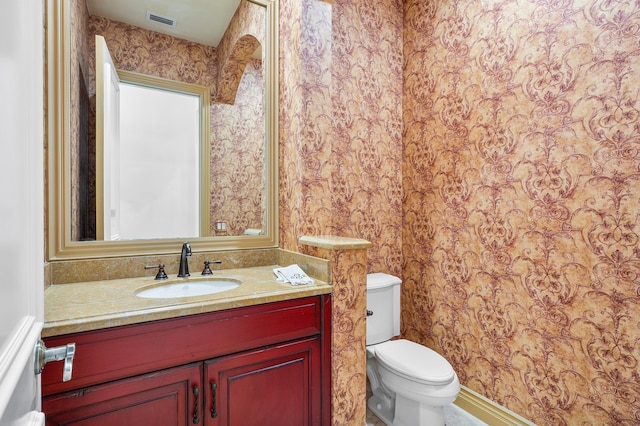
[43, 363, 202, 426]
[205, 338, 321, 426]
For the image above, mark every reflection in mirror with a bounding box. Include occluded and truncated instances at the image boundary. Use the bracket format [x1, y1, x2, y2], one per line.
[47, 0, 278, 259]
[116, 82, 201, 240]
[96, 69, 211, 241]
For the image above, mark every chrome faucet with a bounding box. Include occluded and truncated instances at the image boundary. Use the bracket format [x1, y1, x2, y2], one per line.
[177, 242, 192, 277]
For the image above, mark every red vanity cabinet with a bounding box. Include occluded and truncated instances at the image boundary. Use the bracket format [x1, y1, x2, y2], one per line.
[42, 295, 332, 426]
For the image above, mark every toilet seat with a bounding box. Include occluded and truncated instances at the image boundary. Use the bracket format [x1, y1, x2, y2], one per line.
[374, 339, 455, 386]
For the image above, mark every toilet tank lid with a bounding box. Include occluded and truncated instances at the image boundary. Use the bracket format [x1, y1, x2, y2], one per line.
[367, 273, 401, 290]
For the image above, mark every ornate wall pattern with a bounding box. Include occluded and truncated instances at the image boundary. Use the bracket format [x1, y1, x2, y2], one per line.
[279, 0, 334, 250]
[278, 0, 403, 423]
[210, 60, 265, 236]
[403, 0, 640, 424]
[330, 0, 404, 277]
[88, 17, 218, 92]
[69, 0, 92, 240]
[216, 0, 265, 104]
[279, 0, 403, 267]
[301, 243, 369, 426]
[281, 0, 640, 423]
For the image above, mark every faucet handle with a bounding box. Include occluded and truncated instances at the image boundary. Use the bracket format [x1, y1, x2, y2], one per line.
[145, 264, 168, 280]
[202, 260, 222, 275]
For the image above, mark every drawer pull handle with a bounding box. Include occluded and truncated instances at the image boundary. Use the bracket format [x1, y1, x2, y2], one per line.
[210, 381, 218, 418]
[193, 386, 200, 424]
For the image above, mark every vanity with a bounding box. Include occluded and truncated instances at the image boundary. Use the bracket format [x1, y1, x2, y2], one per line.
[41, 265, 332, 425]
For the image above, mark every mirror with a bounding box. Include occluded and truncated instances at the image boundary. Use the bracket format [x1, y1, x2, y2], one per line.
[46, 0, 278, 259]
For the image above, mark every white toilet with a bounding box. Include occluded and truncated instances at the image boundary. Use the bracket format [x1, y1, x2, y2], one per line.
[366, 273, 460, 426]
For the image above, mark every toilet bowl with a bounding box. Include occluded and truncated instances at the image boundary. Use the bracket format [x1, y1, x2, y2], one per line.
[366, 273, 460, 426]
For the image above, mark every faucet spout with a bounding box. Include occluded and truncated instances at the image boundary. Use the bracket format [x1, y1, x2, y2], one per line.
[177, 242, 192, 277]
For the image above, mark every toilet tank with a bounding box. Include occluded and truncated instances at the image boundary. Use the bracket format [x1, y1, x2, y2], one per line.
[366, 273, 402, 345]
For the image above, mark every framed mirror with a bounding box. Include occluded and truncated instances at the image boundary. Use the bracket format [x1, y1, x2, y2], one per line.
[46, 0, 278, 260]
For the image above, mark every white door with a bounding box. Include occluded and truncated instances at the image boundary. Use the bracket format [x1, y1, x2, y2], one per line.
[95, 35, 122, 240]
[0, 1, 45, 425]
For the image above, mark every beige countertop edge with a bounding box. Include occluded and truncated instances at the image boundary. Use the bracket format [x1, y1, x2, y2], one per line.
[43, 265, 332, 338]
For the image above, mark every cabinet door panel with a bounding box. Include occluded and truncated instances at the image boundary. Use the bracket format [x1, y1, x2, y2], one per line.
[205, 338, 321, 426]
[43, 363, 202, 426]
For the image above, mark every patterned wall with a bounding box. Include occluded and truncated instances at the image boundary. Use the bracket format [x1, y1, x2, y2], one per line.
[88, 17, 218, 91]
[279, 0, 404, 272]
[70, 0, 92, 240]
[210, 60, 265, 236]
[278, 0, 403, 423]
[279, 0, 640, 423]
[279, 0, 334, 250]
[301, 243, 370, 426]
[403, 0, 640, 424]
[330, 0, 404, 276]
[216, 0, 265, 104]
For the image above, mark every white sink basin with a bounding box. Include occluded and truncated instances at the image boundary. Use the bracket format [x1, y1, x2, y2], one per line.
[136, 278, 241, 299]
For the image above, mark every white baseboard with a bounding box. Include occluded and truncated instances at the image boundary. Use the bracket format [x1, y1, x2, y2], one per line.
[24, 411, 45, 426]
[454, 385, 536, 426]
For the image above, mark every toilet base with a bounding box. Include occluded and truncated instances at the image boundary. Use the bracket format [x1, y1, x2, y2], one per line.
[367, 393, 394, 426]
[368, 391, 447, 426]
[392, 394, 445, 426]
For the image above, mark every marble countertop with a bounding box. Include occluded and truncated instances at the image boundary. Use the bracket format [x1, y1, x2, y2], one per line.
[43, 265, 332, 337]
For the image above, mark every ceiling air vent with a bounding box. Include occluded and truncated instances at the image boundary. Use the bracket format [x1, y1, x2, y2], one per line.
[146, 11, 176, 28]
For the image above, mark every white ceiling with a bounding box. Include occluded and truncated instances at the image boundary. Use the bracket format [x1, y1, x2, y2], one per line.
[86, 0, 242, 47]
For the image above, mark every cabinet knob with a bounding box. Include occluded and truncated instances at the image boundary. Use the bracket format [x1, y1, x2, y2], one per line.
[34, 339, 76, 382]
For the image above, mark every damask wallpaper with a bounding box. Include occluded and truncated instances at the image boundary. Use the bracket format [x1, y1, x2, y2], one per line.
[402, 0, 640, 424]
[210, 60, 265, 236]
[279, 0, 640, 424]
[279, 0, 403, 273]
[278, 0, 403, 423]
[69, 0, 92, 241]
[216, 0, 265, 105]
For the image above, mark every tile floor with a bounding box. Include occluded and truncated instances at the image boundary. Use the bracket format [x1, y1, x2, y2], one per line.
[366, 403, 488, 426]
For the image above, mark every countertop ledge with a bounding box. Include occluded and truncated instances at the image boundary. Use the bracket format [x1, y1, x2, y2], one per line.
[44, 265, 332, 338]
[299, 235, 372, 250]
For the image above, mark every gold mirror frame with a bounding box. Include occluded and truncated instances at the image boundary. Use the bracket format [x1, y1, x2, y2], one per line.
[46, 0, 278, 260]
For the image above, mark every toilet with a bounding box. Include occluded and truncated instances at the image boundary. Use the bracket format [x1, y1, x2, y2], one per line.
[366, 273, 460, 426]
